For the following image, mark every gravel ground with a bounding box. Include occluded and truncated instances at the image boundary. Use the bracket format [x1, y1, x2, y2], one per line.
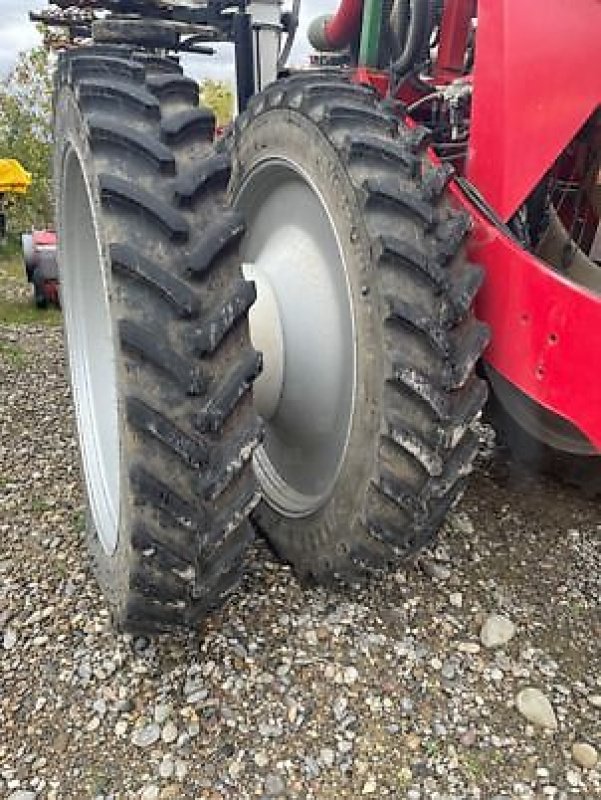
[1, 311, 600, 799]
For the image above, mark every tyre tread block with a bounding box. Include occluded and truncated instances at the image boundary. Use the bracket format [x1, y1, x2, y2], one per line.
[99, 174, 189, 242]
[365, 177, 436, 227]
[89, 116, 176, 174]
[126, 395, 208, 468]
[189, 279, 256, 356]
[175, 153, 232, 206]
[185, 211, 245, 278]
[161, 108, 215, 144]
[195, 350, 262, 434]
[110, 242, 199, 318]
[201, 421, 263, 501]
[77, 78, 160, 118]
[147, 73, 198, 103]
[119, 318, 206, 395]
[130, 464, 202, 532]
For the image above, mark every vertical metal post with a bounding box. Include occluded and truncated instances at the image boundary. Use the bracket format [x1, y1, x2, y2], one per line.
[435, 0, 476, 83]
[234, 11, 255, 113]
[358, 0, 384, 67]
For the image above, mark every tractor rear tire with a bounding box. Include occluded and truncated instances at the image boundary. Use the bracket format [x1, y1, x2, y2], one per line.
[54, 47, 261, 633]
[230, 75, 490, 583]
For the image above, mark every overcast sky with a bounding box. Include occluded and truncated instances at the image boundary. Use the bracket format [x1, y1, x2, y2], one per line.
[1, 0, 338, 80]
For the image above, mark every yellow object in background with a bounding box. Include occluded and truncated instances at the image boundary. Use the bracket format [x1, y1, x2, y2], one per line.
[0, 159, 32, 195]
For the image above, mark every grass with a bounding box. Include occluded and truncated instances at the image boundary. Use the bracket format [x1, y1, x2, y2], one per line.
[0, 236, 22, 260]
[0, 297, 62, 327]
[0, 340, 27, 368]
[72, 509, 86, 533]
[0, 254, 62, 327]
[0, 255, 22, 280]
[31, 497, 53, 513]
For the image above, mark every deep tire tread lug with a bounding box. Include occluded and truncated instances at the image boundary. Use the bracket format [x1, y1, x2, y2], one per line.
[185, 211, 245, 278]
[161, 108, 215, 145]
[88, 114, 176, 174]
[119, 319, 206, 395]
[175, 153, 232, 207]
[146, 73, 199, 104]
[76, 78, 160, 119]
[110, 242, 200, 319]
[126, 395, 208, 469]
[189, 279, 256, 356]
[98, 174, 189, 242]
[195, 350, 262, 434]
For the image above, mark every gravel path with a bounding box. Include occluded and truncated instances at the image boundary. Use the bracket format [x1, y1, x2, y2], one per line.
[1, 322, 599, 800]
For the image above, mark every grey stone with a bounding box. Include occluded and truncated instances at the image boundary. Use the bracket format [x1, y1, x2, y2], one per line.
[572, 742, 598, 769]
[588, 695, 601, 708]
[480, 614, 516, 648]
[154, 703, 171, 724]
[304, 756, 320, 779]
[441, 661, 456, 680]
[161, 721, 178, 744]
[131, 723, 161, 748]
[343, 666, 359, 685]
[420, 559, 451, 580]
[159, 757, 175, 779]
[264, 774, 286, 797]
[515, 688, 558, 729]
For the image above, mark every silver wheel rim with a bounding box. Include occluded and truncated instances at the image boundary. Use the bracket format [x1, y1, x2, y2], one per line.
[236, 158, 356, 518]
[60, 147, 121, 553]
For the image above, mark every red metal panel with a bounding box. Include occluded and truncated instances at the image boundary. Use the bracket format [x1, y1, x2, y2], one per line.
[324, 0, 364, 49]
[468, 0, 601, 221]
[452, 187, 601, 451]
[32, 230, 57, 247]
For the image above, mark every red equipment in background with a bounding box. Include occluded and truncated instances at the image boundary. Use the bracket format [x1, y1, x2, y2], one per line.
[22, 229, 60, 309]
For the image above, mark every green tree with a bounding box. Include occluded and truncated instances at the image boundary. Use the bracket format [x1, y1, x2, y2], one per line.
[200, 79, 235, 128]
[0, 44, 53, 234]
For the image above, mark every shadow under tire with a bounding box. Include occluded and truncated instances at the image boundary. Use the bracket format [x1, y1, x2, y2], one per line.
[54, 46, 261, 633]
[486, 370, 601, 498]
[230, 74, 490, 584]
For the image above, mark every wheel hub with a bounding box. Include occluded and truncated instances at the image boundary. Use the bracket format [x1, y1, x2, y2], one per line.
[236, 158, 356, 518]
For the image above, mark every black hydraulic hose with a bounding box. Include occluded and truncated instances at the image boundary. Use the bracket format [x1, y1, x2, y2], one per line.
[379, 0, 397, 64]
[391, 0, 433, 78]
[390, 0, 410, 57]
[277, 0, 300, 70]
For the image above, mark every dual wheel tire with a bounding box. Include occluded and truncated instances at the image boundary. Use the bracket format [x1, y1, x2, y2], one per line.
[56, 48, 489, 632]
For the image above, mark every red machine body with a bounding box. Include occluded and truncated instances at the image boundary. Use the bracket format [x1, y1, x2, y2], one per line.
[355, 0, 601, 452]
[466, 0, 601, 451]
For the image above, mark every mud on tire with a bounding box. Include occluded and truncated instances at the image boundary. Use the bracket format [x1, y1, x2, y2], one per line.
[54, 47, 261, 633]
